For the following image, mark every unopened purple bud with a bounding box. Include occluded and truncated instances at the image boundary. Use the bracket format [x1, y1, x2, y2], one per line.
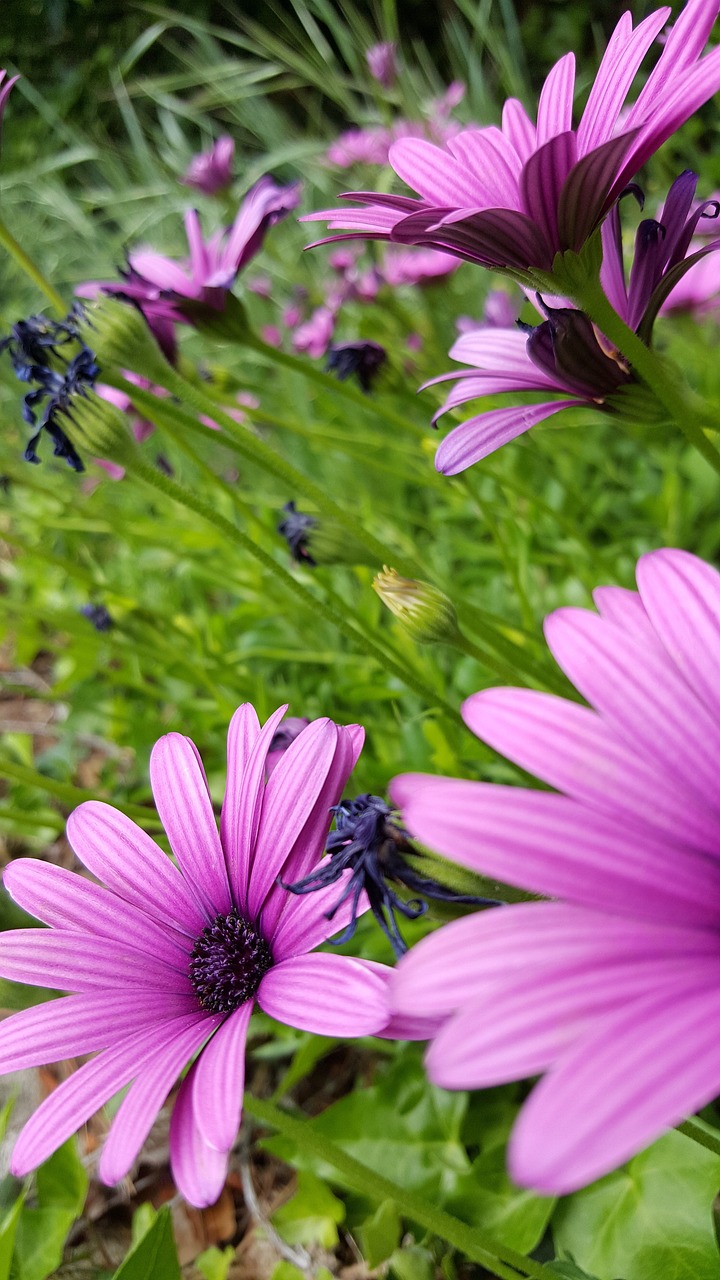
[366, 42, 398, 89]
[182, 136, 235, 195]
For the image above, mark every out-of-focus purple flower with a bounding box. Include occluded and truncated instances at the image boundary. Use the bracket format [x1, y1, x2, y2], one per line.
[80, 604, 114, 632]
[266, 717, 310, 776]
[391, 547, 720, 1193]
[456, 290, 520, 333]
[326, 127, 393, 168]
[247, 274, 272, 298]
[292, 306, 336, 358]
[406, 332, 423, 352]
[659, 250, 720, 315]
[327, 340, 386, 392]
[429, 171, 720, 472]
[381, 246, 459, 286]
[261, 324, 283, 347]
[182, 136, 235, 195]
[0, 69, 19, 140]
[78, 177, 301, 342]
[306, 0, 720, 274]
[366, 42, 398, 89]
[0, 704, 395, 1206]
[278, 500, 317, 565]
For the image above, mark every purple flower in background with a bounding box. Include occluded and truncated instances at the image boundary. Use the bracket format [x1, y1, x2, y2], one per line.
[0, 68, 19, 139]
[381, 247, 459, 286]
[326, 127, 393, 168]
[266, 716, 310, 776]
[306, 0, 720, 273]
[78, 176, 300, 342]
[182, 136, 235, 195]
[277, 500, 318, 564]
[659, 250, 720, 315]
[0, 705, 393, 1207]
[391, 547, 720, 1193]
[292, 306, 336, 357]
[429, 171, 720, 472]
[366, 42, 398, 89]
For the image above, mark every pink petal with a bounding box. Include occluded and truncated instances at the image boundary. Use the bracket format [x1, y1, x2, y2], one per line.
[0, 929, 188, 992]
[229, 703, 288, 910]
[636, 547, 720, 722]
[150, 733, 231, 919]
[389, 775, 720, 926]
[257, 954, 389, 1036]
[98, 1013, 219, 1185]
[591, 584, 661, 649]
[10, 1013, 204, 1176]
[353, 958, 445, 1041]
[535, 53, 576, 146]
[543, 607, 720, 811]
[425, 955, 720, 1090]
[246, 719, 339, 919]
[510, 983, 720, 1193]
[2, 861, 190, 965]
[462, 687, 720, 852]
[191, 1002, 252, 1151]
[128, 250, 192, 295]
[445, 127, 522, 208]
[220, 704, 261, 904]
[435, 401, 579, 474]
[389, 137, 482, 206]
[169, 1061, 229, 1207]
[501, 99, 536, 163]
[67, 801, 206, 937]
[576, 9, 670, 153]
[391, 902, 720, 1018]
[0, 990, 195, 1072]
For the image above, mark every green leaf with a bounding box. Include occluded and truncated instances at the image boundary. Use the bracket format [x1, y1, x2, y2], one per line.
[36, 1136, 88, 1216]
[553, 1129, 720, 1280]
[195, 1246, 235, 1280]
[389, 1244, 436, 1280]
[271, 1170, 345, 1249]
[0, 1192, 25, 1280]
[11, 1141, 88, 1280]
[112, 1207, 181, 1280]
[359, 1198, 402, 1267]
[542, 1263, 602, 1280]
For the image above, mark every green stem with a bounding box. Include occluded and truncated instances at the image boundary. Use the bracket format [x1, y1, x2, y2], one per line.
[0, 216, 66, 316]
[123, 451, 467, 729]
[244, 1094, 550, 1280]
[0, 755, 162, 830]
[677, 1117, 720, 1159]
[567, 275, 720, 481]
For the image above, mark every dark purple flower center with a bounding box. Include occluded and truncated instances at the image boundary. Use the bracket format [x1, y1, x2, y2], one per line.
[189, 908, 273, 1013]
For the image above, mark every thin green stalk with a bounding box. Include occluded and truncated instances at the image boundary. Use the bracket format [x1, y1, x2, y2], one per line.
[123, 451, 467, 729]
[0, 216, 66, 316]
[244, 1094, 553, 1280]
[0, 755, 162, 829]
[677, 1117, 720, 1160]
[567, 275, 720, 480]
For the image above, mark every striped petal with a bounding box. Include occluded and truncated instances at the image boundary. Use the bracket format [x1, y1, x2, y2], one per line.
[150, 733, 231, 919]
[191, 1002, 252, 1152]
[169, 1061, 230, 1207]
[258, 954, 389, 1036]
[636, 547, 720, 722]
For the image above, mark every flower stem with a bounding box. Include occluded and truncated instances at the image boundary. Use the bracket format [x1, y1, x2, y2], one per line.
[676, 1117, 720, 1159]
[0, 216, 66, 316]
[244, 1094, 553, 1280]
[566, 275, 720, 480]
[0, 753, 163, 830]
[122, 449, 467, 729]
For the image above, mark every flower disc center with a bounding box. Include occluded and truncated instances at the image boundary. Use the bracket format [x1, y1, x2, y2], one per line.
[189, 908, 273, 1013]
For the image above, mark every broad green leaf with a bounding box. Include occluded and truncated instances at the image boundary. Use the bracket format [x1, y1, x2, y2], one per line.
[271, 1170, 345, 1249]
[0, 1192, 25, 1280]
[112, 1207, 181, 1280]
[195, 1246, 235, 1280]
[11, 1141, 88, 1280]
[542, 1263, 602, 1279]
[130, 1201, 158, 1245]
[389, 1245, 436, 1280]
[36, 1137, 88, 1216]
[553, 1130, 720, 1280]
[359, 1199, 402, 1268]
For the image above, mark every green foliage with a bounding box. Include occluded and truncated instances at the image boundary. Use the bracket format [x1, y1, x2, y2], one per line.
[359, 1198, 403, 1266]
[10, 1141, 88, 1280]
[271, 1170, 346, 1249]
[194, 1246, 235, 1280]
[553, 1131, 720, 1280]
[112, 1207, 180, 1280]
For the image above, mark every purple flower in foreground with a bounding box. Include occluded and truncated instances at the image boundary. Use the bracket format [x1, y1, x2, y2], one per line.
[0, 705, 394, 1206]
[182, 136, 235, 195]
[429, 171, 720, 473]
[305, 0, 720, 273]
[391, 547, 720, 1194]
[78, 176, 300, 340]
[366, 42, 398, 89]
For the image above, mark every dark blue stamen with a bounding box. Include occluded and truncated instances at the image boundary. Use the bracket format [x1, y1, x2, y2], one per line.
[283, 794, 497, 957]
[278, 500, 317, 565]
[189, 908, 273, 1013]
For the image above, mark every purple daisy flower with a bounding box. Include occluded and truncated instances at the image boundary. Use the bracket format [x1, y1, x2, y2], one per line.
[428, 170, 720, 472]
[366, 42, 398, 90]
[390, 547, 720, 1194]
[304, 0, 720, 273]
[0, 704, 394, 1207]
[182, 136, 235, 195]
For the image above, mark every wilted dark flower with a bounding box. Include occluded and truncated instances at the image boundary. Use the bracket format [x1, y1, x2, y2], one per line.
[0, 312, 99, 471]
[326, 340, 386, 392]
[283, 793, 497, 956]
[79, 604, 114, 632]
[277, 501, 318, 566]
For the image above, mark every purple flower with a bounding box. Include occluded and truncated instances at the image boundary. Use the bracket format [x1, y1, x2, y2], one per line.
[305, 0, 720, 273]
[366, 42, 398, 89]
[0, 705, 393, 1206]
[381, 247, 459, 287]
[0, 68, 19, 139]
[429, 171, 720, 472]
[326, 126, 394, 168]
[391, 547, 720, 1194]
[292, 306, 336, 357]
[266, 716, 310, 776]
[182, 136, 235, 195]
[78, 176, 301, 339]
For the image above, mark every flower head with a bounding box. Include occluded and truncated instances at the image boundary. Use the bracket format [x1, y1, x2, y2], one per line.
[305, 0, 720, 275]
[182, 136, 235, 195]
[429, 171, 720, 472]
[284, 793, 496, 956]
[391, 547, 720, 1193]
[0, 705, 393, 1206]
[79, 603, 114, 632]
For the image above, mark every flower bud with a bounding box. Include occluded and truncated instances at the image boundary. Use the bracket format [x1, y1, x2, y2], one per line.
[62, 391, 137, 469]
[78, 299, 171, 387]
[373, 567, 459, 644]
[278, 502, 374, 567]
